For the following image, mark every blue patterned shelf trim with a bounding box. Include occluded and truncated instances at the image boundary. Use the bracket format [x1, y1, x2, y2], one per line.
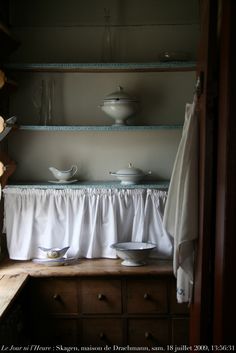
[5, 181, 169, 190]
[5, 61, 196, 72]
[19, 124, 183, 131]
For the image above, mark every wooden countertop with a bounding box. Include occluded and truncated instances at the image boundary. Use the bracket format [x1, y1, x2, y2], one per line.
[0, 257, 173, 277]
[0, 273, 29, 319]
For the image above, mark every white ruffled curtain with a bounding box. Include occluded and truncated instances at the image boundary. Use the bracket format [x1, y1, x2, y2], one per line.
[3, 188, 173, 260]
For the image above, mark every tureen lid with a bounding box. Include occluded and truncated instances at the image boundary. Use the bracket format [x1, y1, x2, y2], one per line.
[116, 163, 144, 175]
[103, 86, 138, 102]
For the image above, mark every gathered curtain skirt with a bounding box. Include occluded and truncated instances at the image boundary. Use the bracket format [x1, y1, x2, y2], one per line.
[3, 188, 173, 260]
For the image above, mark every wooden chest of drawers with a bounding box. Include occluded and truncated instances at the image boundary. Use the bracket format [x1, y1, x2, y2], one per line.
[28, 275, 189, 347]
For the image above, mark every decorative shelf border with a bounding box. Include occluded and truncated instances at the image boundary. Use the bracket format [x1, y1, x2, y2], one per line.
[5, 61, 196, 72]
[19, 124, 183, 131]
[5, 181, 169, 190]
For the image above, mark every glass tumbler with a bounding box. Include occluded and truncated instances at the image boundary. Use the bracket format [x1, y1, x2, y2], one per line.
[33, 79, 54, 126]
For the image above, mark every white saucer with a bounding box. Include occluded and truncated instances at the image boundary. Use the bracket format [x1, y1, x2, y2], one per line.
[48, 179, 78, 184]
[32, 257, 77, 266]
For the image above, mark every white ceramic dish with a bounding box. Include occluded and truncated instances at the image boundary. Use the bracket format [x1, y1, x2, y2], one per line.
[109, 163, 151, 185]
[49, 165, 78, 181]
[101, 101, 139, 125]
[32, 257, 77, 266]
[110, 241, 156, 266]
[100, 86, 139, 125]
[48, 179, 78, 184]
[109, 172, 144, 185]
[38, 246, 70, 259]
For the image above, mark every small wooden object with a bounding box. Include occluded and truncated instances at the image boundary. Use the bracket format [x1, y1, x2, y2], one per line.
[0, 70, 6, 89]
[0, 161, 5, 177]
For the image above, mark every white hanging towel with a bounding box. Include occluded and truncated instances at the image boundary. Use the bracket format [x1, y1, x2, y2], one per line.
[163, 95, 198, 304]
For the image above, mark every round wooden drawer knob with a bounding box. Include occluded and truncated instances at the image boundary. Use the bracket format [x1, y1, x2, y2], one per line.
[143, 293, 150, 300]
[53, 293, 61, 300]
[97, 293, 105, 300]
[145, 331, 152, 339]
[99, 332, 106, 340]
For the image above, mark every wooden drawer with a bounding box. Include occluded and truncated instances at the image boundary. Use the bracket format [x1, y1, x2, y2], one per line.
[80, 279, 122, 314]
[30, 318, 79, 344]
[30, 278, 78, 314]
[172, 318, 189, 345]
[126, 279, 168, 314]
[128, 318, 169, 346]
[82, 318, 123, 346]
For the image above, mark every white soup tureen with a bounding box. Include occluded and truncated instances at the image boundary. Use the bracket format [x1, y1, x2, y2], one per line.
[109, 163, 151, 185]
[100, 86, 139, 125]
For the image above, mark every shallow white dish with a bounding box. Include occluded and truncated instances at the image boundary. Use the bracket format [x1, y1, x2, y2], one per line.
[110, 241, 156, 266]
[32, 257, 77, 266]
[48, 179, 78, 184]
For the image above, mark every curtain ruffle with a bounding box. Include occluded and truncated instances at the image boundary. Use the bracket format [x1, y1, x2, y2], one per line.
[3, 188, 173, 260]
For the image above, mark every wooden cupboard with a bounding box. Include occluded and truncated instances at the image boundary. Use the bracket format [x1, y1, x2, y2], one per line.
[0, 0, 197, 346]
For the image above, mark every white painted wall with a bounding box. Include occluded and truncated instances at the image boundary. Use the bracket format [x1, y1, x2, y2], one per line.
[10, 71, 195, 125]
[8, 130, 182, 182]
[9, 0, 199, 63]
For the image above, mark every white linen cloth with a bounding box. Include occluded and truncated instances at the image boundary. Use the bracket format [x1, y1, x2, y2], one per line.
[163, 96, 198, 303]
[3, 188, 173, 260]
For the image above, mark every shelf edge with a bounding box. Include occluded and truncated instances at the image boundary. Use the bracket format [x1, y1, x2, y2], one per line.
[5, 181, 170, 190]
[4, 61, 197, 72]
[18, 125, 183, 131]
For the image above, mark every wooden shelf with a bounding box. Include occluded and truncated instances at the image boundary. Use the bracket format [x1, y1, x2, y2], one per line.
[5, 61, 196, 73]
[18, 124, 183, 132]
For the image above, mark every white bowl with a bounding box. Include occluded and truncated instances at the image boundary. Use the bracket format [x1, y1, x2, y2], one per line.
[110, 242, 156, 266]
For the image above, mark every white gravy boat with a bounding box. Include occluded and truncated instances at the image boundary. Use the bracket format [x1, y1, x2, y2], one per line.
[49, 165, 78, 181]
[38, 246, 70, 259]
